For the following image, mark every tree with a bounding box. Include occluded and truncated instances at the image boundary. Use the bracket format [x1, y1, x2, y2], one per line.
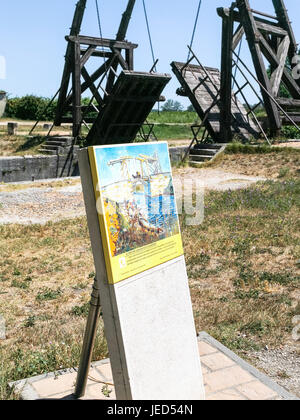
[161, 99, 184, 112]
[187, 104, 195, 112]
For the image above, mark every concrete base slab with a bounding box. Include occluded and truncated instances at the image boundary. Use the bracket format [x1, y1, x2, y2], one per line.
[9, 332, 298, 401]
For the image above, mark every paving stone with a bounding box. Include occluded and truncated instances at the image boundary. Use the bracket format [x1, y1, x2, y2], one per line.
[200, 364, 210, 375]
[198, 341, 217, 356]
[204, 365, 254, 394]
[206, 389, 247, 400]
[94, 363, 114, 383]
[10, 334, 296, 401]
[32, 372, 77, 398]
[201, 352, 236, 371]
[236, 380, 278, 401]
[81, 384, 116, 400]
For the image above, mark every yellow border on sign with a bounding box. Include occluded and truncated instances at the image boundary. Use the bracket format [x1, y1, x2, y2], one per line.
[88, 144, 184, 285]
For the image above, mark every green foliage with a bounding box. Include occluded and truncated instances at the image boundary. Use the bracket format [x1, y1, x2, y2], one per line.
[5, 96, 57, 121]
[4, 95, 99, 121]
[161, 99, 184, 112]
[281, 125, 300, 139]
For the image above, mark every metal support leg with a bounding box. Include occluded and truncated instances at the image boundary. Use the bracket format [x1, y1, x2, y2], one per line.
[74, 278, 101, 399]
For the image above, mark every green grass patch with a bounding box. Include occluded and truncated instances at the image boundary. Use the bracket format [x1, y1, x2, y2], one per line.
[148, 111, 200, 124]
[225, 142, 300, 155]
[151, 124, 193, 140]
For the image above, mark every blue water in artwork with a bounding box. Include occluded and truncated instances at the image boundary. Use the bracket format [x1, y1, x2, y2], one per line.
[134, 191, 178, 234]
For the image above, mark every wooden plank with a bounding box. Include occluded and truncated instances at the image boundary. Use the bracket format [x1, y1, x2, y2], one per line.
[276, 98, 300, 107]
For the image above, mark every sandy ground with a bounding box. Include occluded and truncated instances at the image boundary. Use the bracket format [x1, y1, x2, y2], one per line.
[0, 169, 266, 225]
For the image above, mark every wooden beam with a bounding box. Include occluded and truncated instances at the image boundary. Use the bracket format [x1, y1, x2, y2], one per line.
[116, 0, 136, 41]
[259, 34, 300, 98]
[218, 7, 287, 37]
[272, 0, 298, 61]
[269, 35, 290, 97]
[66, 55, 116, 107]
[111, 47, 129, 70]
[126, 49, 134, 70]
[236, 0, 281, 135]
[54, 0, 87, 126]
[67, 35, 138, 50]
[72, 41, 82, 138]
[80, 49, 113, 59]
[80, 46, 97, 68]
[220, 11, 234, 142]
[232, 24, 245, 50]
[81, 67, 104, 107]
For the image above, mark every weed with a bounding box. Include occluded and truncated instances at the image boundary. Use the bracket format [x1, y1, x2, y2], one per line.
[71, 302, 90, 317]
[278, 167, 290, 178]
[102, 385, 113, 398]
[23, 316, 36, 328]
[36, 288, 62, 302]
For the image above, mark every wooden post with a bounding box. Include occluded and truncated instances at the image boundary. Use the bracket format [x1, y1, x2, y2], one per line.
[220, 9, 234, 143]
[7, 122, 18, 136]
[72, 40, 82, 139]
[54, 0, 87, 126]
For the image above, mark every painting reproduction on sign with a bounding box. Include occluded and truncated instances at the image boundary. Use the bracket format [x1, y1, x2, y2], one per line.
[88, 142, 183, 284]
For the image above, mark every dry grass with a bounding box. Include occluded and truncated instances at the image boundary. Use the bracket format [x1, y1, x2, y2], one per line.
[211, 149, 300, 179]
[0, 219, 107, 399]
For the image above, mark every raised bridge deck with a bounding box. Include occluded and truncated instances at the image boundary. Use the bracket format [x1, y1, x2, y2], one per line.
[171, 61, 261, 143]
[86, 71, 171, 145]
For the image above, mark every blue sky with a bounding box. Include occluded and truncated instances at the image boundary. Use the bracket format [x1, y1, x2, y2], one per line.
[94, 142, 171, 186]
[0, 0, 299, 107]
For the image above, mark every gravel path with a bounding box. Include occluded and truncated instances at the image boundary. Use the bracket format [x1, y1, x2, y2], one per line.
[0, 184, 84, 225]
[249, 346, 300, 398]
[0, 170, 266, 225]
